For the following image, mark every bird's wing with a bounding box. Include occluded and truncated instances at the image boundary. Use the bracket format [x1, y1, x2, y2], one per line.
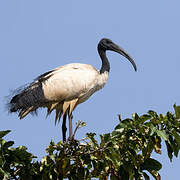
[8, 63, 100, 120]
[41, 63, 100, 102]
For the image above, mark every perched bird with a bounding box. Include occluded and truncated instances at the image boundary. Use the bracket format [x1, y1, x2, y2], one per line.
[8, 38, 137, 141]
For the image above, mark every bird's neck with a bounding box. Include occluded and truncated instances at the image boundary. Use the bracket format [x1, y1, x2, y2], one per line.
[98, 48, 110, 74]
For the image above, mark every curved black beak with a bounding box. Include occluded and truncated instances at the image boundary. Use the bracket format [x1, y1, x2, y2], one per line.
[110, 43, 137, 71]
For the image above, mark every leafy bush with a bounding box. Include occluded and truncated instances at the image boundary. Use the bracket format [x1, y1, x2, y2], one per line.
[1, 104, 180, 180]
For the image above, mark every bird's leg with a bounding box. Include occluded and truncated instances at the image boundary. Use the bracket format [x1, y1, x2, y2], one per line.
[62, 113, 67, 142]
[68, 113, 73, 140]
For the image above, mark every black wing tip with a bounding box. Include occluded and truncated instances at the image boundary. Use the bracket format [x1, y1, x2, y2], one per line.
[35, 69, 54, 82]
[10, 94, 19, 104]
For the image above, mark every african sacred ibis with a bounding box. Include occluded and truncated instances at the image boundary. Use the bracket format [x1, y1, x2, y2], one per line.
[8, 38, 137, 141]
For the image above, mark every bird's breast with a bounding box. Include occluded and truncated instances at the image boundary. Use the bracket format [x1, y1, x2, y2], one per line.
[41, 64, 109, 104]
[78, 71, 109, 104]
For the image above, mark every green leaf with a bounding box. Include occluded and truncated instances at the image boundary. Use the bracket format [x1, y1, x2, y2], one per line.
[0, 130, 11, 139]
[140, 114, 151, 121]
[174, 104, 180, 119]
[3, 141, 14, 149]
[0, 168, 10, 179]
[86, 133, 98, 146]
[143, 172, 150, 180]
[141, 158, 162, 171]
[148, 110, 158, 118]
[110, 174, 119, 180]
[104, 133, 111, 142]
[165, 141, 173, 161]
[171, 129, 180, 146]
[114, 122, 127, 131]
[156, 130, 168, 141]
[132, 113, 139, 121]
[118, 166, 129, 180]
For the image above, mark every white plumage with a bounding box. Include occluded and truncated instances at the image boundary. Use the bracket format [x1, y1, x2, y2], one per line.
[43, 63, 108, 103]
[8, 38, 137, 141]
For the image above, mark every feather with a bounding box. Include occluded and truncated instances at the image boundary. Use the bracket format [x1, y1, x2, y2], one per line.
[69, 98, 78, 116]
[19, 106, 34, 119]
[55, 103, 63, 125]
[8, 81, 47, 118]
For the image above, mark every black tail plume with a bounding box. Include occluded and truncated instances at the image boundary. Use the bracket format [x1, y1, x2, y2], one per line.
[8, 82, 47, 118]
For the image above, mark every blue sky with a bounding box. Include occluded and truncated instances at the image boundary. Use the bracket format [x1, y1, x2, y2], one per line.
[0, 0, 180, 179]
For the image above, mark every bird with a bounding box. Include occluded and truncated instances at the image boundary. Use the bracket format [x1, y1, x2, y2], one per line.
[8, 38, 137, 142]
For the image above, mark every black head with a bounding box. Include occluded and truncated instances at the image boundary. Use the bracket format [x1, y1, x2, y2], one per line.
[98, 38, 137, 71]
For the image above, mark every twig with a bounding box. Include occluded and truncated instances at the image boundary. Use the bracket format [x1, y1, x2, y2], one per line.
[78, 137, 88, 142]
[118, 114, 122, 122]
[72, 120, 82, 139]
